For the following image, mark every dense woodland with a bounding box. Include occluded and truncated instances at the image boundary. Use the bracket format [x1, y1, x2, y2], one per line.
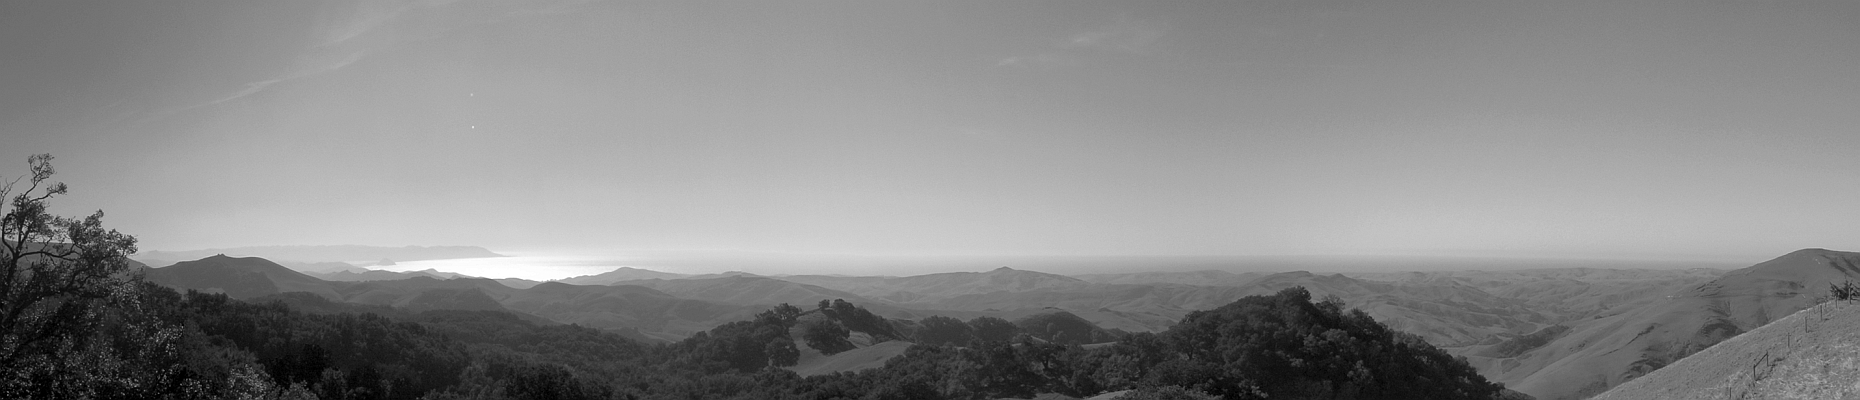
[2, 155, 1505, 399]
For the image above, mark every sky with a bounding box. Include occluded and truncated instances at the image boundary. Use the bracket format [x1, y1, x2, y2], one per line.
[3, 0, 1859, 271]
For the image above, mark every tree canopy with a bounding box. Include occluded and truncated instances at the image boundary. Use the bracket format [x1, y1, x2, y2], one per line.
[0, 154, 152, 397]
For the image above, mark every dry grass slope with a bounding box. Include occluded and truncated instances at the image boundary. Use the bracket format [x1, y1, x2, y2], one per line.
[784, 340, 913, 377]
[1591, 300, 1860, 400]
[1499, 249, 1860, 400]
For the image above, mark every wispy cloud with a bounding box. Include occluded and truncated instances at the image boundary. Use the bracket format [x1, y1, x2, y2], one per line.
[1063, 17, 1167, 53]
[139, 0, 596, 123]
[137, 50, 364, 122]
[315, 1, 441, 47]
[998, 16, 1167, 70]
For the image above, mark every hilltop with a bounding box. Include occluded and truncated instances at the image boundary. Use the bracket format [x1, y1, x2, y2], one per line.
[144, 255, 340, 300]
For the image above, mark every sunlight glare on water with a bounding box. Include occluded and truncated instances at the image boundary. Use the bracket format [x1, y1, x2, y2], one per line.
[380, 253, 646, 281]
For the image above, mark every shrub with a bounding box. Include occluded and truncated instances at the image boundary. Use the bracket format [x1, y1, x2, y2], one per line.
[801, 320, 853, 354]
[1831, 280, 1860, 302]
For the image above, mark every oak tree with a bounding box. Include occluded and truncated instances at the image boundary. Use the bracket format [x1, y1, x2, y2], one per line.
[0, 154, 147, 396]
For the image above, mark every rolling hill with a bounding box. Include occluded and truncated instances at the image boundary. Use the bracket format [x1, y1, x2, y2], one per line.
[607, 275, 877, 306]
[779, 267, 1088, 303]
[144, 255, 758, 343]
[1013, 310, 1125, 345]
[782, 307, 913, 376]
[554, 266, 690, 285]
[498, 282, 756, 342]
[494, 278, 544, 289]
[338, 276, 762, 342]
[144, 255, 341, 300]
[1070, 270, 1264, 286]
[335, 276, 515, 307]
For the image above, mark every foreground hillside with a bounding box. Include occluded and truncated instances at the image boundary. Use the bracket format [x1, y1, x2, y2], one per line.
[1591, 300, 1860, 400]
[1479, 249, 1860, 400]
[1347, 267, 1726, 324]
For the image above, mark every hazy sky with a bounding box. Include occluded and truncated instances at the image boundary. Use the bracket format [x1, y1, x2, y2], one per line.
[4, 0, 1858, 264]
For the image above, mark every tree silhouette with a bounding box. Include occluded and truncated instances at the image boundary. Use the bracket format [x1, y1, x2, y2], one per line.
[801, 319, 853, 354]
[0, 154, 151, 395]
[968, 316, 1019, 343]
[1830, 280, 1860, 301]
[915, 315, 974, 346]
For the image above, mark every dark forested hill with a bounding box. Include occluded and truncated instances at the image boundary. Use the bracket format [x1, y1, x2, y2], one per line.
[144, 255, 341, 299]
[1014, 310, 1125, 345]
[1151, 287, 1504, 399]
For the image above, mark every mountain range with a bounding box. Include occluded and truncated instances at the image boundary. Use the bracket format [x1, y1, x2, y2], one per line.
[144, 255, 752, 343]
[139, 249, 1860, 399]
[136, 245, 504, 265]
[556, 266, 692, 285]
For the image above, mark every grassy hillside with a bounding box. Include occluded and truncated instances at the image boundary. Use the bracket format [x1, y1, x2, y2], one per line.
[786, 340, 913, 377]
[1487, 249, 1860, 400]
[1591, 300, 1860, 400]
